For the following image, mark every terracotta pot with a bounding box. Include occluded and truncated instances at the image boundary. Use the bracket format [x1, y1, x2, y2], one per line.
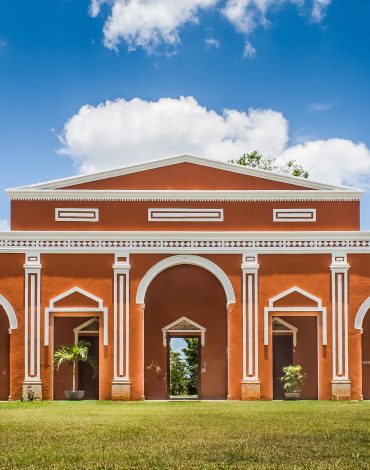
[65, 390, 85, 400]
[284, 392, 300, 400]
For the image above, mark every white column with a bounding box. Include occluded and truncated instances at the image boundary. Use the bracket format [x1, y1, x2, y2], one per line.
[112, 252, 131, 399]
[330, 252, 351, 399]
[23, 252, 42, 400]
[241, 253, 260, 399]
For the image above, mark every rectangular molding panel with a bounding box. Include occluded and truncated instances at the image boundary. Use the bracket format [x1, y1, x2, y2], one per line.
[148, 208, 224, 222]
[273, 208, 316, 222]
[55, 208, 99, 222]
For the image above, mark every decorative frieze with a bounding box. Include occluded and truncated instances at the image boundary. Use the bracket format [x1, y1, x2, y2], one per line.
[0, 233, 369, 253]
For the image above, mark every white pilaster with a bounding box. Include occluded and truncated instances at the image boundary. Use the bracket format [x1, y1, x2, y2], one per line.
[23, 252, 42, 400]
[330, 252, 351, 399]
[112, 252, 130, 383]
[241, 253, 259, 382]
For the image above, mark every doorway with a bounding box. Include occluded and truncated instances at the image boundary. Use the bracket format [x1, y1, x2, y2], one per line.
[167, 336, 200, 399]
[273, 335, 293, 399]
[78, 335, 99, 399]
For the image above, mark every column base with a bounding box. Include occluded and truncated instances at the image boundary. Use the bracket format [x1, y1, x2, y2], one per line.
[241, 381, 260, 400]
[331, 381, 351, 401]
[112, 381, 131, 401]
[22, 382, 42, 401]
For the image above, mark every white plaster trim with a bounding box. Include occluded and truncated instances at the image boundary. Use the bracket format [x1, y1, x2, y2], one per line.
[272, 317, 298, 347]
[162, 316, 206, 346]
[45, 287, 108, 346]
[73, 317, 99, 344]
[273, 208, 316, 222]
[1, 231, 370, 254]
[355, 297, 370, 330]
[8, 154, 354, 191]
[264, 287, 327, 346]
[148, 208, 223, 222]
[55, 208, 99, 222]
[136, 255, 235, 305]
[0, 295, 18, 329]
[7, 189, 363, 202]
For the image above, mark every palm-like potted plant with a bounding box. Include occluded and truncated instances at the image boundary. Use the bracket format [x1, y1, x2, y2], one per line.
[53, 340, 98, 400]
[280, 364, 305, 400]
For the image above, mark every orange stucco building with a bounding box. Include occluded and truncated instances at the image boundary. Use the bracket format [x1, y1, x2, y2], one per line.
[0, 155, 369, 401]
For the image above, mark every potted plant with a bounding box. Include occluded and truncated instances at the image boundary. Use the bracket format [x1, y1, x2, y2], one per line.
[53, 340, 98, 400]
[280, 364, 305, 400]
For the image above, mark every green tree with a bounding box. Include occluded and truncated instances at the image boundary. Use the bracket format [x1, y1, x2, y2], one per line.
[230, 150, 309, 179]
[53, 340, 98, 392]
[183, 338, 199, 396]
[169, 350, 188, 396]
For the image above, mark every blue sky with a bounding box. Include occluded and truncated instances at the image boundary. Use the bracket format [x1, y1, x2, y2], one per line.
[0, 0, 369, 228]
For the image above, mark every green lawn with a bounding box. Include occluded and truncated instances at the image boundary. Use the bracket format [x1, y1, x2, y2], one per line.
[0, 401, 369, 470]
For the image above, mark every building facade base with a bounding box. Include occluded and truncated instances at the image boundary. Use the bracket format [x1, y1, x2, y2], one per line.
[111, 381, 131, 401]
[331, 381, 351, 400]
[241, 380, 261, 400]
[22, 382, 42, 401]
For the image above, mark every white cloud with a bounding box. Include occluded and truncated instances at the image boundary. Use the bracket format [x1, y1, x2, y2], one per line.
[89, 0, 331, 52]
[59, 95, 370, 188]
[205, 37, 220, 49]
[89, 0, 218, 51]
[307, 102, 334, 113]
[243, 40, 256, 58]
[59, 96, 288, 172]
[279, 139, 370, 187]
[0, 219, 10, 231]
[0, 39, 7, 49]
[311, 0, 331, 22]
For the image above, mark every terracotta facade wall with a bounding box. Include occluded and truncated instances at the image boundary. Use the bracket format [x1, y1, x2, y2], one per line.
[0, 252, 369, 400]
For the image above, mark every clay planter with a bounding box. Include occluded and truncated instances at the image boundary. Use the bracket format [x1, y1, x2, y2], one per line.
[284, 392, 300, 400]
[65, 390, 85, 400]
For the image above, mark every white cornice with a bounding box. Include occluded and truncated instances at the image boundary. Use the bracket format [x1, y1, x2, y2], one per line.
[6, 154, 357, 192]
[6, 189, 363, 202]
[0, 231, 370, 253]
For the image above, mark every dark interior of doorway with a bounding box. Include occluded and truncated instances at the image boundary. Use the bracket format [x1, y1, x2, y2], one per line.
[168, 336, 200, 400]
[78, 335, 99, 399]
[273, 335, 293, 399]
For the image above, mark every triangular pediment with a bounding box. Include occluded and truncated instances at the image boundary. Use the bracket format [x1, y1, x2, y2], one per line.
[270, 287, 322, 309]
[8, 155, 354, 193]
[51, 287, 103, 309]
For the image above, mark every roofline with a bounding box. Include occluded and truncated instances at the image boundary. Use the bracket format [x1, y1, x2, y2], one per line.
[6, 154, 358, 192]
[5, 189, 364, 202]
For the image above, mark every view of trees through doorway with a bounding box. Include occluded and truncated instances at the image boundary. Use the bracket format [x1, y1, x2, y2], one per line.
[168, 337, 200, 399]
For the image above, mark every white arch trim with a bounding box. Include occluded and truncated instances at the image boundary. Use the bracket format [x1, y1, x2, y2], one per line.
[44, 287, 108, 346]
[355, 297, 370, 330]
[0, 294, 18, 330]
[264, 286, 327, 345]
[136, 255, 236, 305]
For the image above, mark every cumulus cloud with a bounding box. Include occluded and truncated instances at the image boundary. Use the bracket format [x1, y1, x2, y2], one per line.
[59, 96, 288, 172]
[89, 0, 218, 51]
[89, 0, 332, 52]
[279, 139, 370, 187]
[59, 95, 370, 187]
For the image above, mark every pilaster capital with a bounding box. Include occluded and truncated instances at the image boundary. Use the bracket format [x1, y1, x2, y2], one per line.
[330, 252, 350, 271]
[241, 253, 259, 272]
[113, 252, 131, 271]
[23, 252, 42, 270]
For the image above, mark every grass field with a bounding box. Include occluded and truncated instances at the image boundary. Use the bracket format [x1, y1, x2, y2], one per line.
[0, 401, 369, 470]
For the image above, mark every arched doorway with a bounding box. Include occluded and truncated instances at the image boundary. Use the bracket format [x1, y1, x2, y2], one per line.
[355, 298, 370, 399]
[0, 296, 17, 401]
[141, 260, 232, 400]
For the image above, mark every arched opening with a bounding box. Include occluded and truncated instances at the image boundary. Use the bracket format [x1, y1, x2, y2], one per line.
[0, 296, 17, 401]
[143, 263, 229, 400]
[355, 298, 370, 399]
